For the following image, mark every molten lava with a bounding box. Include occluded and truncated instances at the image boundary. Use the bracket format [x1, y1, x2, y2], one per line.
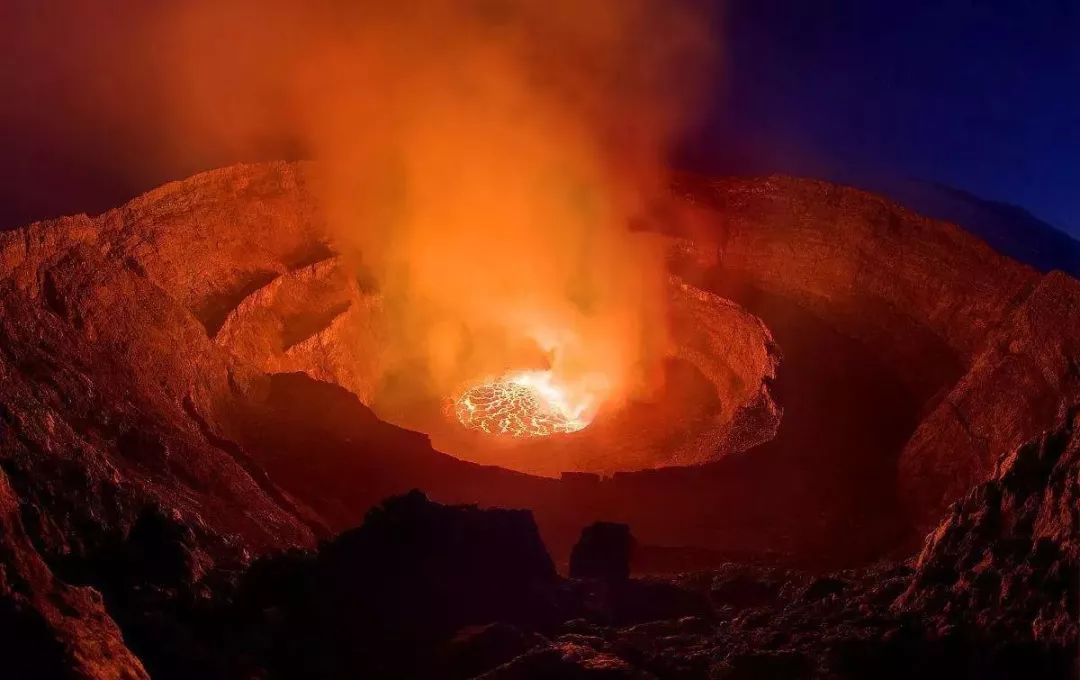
[453, 371, 591, 437]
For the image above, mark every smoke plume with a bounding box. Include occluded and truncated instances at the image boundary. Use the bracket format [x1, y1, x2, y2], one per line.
[121, 1, 717, 413]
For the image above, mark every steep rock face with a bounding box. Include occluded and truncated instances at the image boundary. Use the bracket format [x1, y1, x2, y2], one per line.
[664, 278, 782, 464]
[675, 174, 1036, 399]
[0, 215, 319, 561]
[899, 272, 1080, 531]
[0, 186, 324, 677]
[672, 173, 1080, 547]
[214, 255, 386, 404]
[0, 469, 148, 680]
[92, 162, 328, 336]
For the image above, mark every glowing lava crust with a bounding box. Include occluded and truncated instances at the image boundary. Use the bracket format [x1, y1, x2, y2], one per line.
[453, 371, 590, 437]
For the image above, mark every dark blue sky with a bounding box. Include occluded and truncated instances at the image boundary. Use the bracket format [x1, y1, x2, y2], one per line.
[688, 0, 1079, 237]
[1, 0, 1077, 240]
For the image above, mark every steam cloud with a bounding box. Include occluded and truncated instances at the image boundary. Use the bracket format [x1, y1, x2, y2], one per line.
[85, 1, 717, 412]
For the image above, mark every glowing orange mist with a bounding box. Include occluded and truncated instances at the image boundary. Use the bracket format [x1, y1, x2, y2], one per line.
[127, 1, 718, 435]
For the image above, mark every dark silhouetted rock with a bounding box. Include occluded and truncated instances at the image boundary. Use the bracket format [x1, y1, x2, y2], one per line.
[314, 490, 558, 629]
[264, 491, 564, 678]
[718, 650, 812, 680]
[570, 522, 635, 581]
[800, 576, 849, 602]
[705, 565, 791, 610]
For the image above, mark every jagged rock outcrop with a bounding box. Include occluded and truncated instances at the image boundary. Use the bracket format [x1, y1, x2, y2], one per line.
[899, 409, 1079, 648]
[0, 469, 148, 680]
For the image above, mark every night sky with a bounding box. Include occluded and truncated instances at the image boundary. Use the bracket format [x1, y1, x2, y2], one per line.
[1, 0, 1077, 239]
[692, 0, 1079, 238]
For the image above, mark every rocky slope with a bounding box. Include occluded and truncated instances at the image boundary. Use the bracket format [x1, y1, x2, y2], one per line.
[673, 174, 1037, 396]
[848, 176, 1080, 277]
[672, 173, 1079, 536]
[899, 271, 1080, 531]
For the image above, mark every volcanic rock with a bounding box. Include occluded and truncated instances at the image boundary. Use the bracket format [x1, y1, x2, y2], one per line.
[8, 161, 1066, 567]
[898, 271, 1080, 531]
[570, 522, 635, 582]
[672, 173, 1080, 551]
[214, 254, 388, 405]
[315, 490, 558, 626]
[436, 623, 549, 680]
[264, 434, 1074, 677]
[673, 173, 1036, 395]
[898, 409, 1080, 649]
[0, 161, 800, 561]
[0, 468, 148, 680]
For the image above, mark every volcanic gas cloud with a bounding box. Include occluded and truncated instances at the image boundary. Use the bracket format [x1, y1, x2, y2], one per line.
[145, 0, 716, 437]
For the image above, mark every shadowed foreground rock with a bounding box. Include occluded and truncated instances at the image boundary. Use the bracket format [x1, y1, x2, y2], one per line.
[246, 491, 566, 678]
[1, 427, 1076, 677]
[211, 461, 1075, 678]
[570, 522, 635, 582]
[0, 469, 148, 680]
